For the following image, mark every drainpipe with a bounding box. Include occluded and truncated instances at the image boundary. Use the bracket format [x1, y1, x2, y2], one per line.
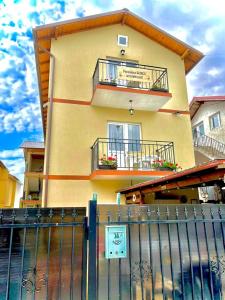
[39, 46, 55, 207]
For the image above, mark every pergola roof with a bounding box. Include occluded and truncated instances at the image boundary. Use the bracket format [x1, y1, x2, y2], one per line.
[33, 8, 204, 133]
[118, 160, 225, 195]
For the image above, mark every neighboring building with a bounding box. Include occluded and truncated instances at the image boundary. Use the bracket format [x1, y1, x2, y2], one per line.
[190, 96, 225, 164]
[20, 141, 44, 208]
[32, 9, 203, 207]
[0, 161, 22, 208]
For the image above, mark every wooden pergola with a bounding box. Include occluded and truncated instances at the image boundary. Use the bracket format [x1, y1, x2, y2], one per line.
[118, 160, 225, 204]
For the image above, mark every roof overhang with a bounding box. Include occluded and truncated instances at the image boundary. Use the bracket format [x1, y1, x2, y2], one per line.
[33, 8, 204, 134]
[118, 160, 225, 195]
[190, 96, 225, 120]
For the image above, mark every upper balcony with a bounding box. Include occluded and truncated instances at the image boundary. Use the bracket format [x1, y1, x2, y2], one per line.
[91, 138, 175, 180]
[92, 59, 172, 111]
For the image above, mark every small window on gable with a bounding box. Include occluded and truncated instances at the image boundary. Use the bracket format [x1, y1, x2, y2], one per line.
[118, 35, 128, 47]
[209, 112, 221, 130]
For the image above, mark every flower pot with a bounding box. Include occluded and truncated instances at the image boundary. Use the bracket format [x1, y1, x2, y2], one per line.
[98, 164, 117, 170]
[151, 87, 168, 93]
[159, 167, 173, 171]
[99, 81, 117, 86]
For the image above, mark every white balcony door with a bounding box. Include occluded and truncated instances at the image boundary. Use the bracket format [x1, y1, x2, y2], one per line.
[108, 122, 141, 169]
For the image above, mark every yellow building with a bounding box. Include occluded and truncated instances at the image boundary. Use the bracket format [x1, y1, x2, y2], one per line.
[0, 161, 21, 208]
[20, 141, 44, 208]
[33, 9, 203, 207]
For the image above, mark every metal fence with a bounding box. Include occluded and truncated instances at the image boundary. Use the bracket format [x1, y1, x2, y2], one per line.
[1, 203, 225, 299]
[93, 59, 169, 92]
[91, 138, 175, 172]
[89, 202, 225, 300]
[0, 208, 87, 300]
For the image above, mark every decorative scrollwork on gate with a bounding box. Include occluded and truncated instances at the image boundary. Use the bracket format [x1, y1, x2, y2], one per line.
[22, 267, 47, 293]
[210, 256, 225, 276]
[131, 260, 152, 284]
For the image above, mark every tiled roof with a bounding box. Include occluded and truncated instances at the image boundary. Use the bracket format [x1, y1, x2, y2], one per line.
[20, 141, 44, 149]
[190, 96, 225, 119]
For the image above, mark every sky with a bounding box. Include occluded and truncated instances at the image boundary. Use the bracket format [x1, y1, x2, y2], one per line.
[0, 0, 225, 182]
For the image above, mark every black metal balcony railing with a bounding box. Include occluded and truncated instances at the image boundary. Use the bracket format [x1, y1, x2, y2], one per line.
[93, 59, 169, 92]
[91, 138, 175, 172]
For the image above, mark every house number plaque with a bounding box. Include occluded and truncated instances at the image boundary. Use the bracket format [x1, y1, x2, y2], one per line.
[105, 225, 127, 259]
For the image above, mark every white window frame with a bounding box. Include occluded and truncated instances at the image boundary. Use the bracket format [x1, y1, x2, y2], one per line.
[209, 112, 221, 130]
[193, 121, 205, 138]
[117, 35, 128, 47]
[107, 121, 142, 142]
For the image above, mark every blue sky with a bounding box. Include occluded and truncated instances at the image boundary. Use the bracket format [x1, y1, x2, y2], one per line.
[0, 0, 225, 181]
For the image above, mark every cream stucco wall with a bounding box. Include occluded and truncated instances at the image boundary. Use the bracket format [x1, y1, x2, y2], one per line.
[51, 24, 189, 110]
[49, 104, 194, 175]
[192, 101, 225, 143]
[44, 23, 195, 207]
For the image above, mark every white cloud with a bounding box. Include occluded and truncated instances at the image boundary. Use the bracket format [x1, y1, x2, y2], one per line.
[2, 158, 25, 182]
[0, 103, 42, 133]
[207, 67, 222, 77]
[0, 148, 23, 159]
[169, 26, 189, 42]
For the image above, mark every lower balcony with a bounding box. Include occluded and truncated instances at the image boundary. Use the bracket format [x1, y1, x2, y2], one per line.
[91, 138, 175, 180]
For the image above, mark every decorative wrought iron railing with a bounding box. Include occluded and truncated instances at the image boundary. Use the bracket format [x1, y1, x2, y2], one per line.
[194, 132, 225, 157]
[91, 138, 175, 171]
[93, 58, 169, 92]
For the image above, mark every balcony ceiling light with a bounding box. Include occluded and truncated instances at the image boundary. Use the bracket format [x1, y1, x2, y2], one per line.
[129, 100, 135, 115]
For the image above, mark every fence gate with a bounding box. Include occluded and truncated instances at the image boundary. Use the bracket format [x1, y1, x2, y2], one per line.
[1, 204, 225, 299]
[0, 207, 87, 300]
[89, 202, 225, 300]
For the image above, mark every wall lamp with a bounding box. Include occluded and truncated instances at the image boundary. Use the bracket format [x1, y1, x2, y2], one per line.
[120, 49, 125, 55]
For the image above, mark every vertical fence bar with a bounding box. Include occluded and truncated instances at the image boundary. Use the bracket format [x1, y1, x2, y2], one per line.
[157, 207, 165, 299]
[70, 209, 76, 300]
[19, 210, 28, 300]
[88, 198, 97, 300]
[127, 207, 133, 300]
[184, 207, 195, 300]
[46, 209, 53, 300]
[147, 207, 154, 300]
[107, 209, 111, 300]
[202, 207, 214, 300]
[81, 216, 88, 300]
[5, 210, 15, 300]
[138, 209, 144, 300]
[210, 207, 223, 299]
[175, 207, 184, 300]
[193, 207, 204, 300]
[166, 207, 175, 299]
[57, 209, 65, 300]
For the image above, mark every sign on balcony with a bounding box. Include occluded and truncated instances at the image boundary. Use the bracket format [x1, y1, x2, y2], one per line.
[117, 66, 151, 82]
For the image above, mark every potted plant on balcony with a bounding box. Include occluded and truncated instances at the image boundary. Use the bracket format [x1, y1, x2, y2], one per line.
[151, 81, 168, 93]
[99, 78, 117, 86]
[152, 160, 181, 171]
[98, 154, 117, 170]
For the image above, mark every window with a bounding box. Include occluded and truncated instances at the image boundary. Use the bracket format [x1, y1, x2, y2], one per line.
[209, 112, 221, 130]
[118, 35, 128, 47]
[108, 122, 141, 151]
[193, 121, 205, 139]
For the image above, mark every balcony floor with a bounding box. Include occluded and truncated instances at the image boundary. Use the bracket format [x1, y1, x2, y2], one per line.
[90, 169, 173, 180]
[92, 84, 172, 111]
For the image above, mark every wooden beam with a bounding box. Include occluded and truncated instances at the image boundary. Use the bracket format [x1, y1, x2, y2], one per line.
[181, 49, 190, 60]
[135, 169, 225, 195]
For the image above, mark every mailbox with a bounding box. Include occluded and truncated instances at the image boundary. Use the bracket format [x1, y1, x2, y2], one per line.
[105, 225, 127, 259]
